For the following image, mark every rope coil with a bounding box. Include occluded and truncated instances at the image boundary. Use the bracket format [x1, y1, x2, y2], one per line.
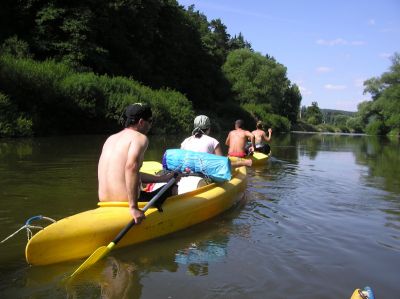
[1, 215, 56, 244]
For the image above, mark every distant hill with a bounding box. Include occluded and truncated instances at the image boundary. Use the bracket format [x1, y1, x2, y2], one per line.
[321, 109, 356, 116]
[321, 109, 356, 125]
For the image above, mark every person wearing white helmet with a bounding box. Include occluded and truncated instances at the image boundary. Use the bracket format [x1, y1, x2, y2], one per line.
[180, 115, 222, 154]
[181, 115, 251, 165]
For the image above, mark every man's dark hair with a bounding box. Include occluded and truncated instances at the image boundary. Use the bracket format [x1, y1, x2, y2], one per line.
[124, 103, 152, 127]
[235, 119, 244, 128]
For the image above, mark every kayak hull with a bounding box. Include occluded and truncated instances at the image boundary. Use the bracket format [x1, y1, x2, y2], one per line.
[25, 165, 247, 265]
[229, 151, 271, 166]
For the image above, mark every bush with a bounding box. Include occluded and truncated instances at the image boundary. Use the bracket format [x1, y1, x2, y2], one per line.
[0, 54, 195, 136]
[316, 123, 335, 133]
[0, 36, 32, 59]
[387, 128, 400, 137]
[346, 117, 364, 133]
[291, 120, 318, 132]
[242, 103, 290, 132]
[0, 92, 33, 137]
[365, 120, 388, 135]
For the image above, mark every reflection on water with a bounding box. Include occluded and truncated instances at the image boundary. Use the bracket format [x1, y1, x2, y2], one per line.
[0, 133, 399, 298]
[65, 257, 141, 299]
[175, 240, 228, 276]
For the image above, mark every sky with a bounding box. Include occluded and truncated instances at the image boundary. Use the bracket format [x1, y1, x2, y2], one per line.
[178, 0, 400, 111]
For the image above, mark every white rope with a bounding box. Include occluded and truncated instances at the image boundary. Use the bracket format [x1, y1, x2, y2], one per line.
[1, 225, 27, 243]
[1, 215, 56, 243]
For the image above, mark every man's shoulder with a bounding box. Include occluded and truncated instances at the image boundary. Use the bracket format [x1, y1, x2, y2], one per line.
[118, 129, 148, 143]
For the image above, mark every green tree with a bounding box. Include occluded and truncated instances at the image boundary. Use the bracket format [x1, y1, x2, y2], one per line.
[305, 102, 323, 125]
[228, 33, 252, 51]
[280, 83, 302, 123]
[363, 52, 400, 135]
[222, 49, 290, 113]
[346, 117, 363, 133]
[300, 105, 307, 119]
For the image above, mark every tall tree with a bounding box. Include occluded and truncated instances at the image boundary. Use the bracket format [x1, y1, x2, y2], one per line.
[305, 102, 323, 125]
[228, 33, 252, 51]
[363, 52, 400, 133]
[222, 49, 292, 115]
[280, 84, 302, 123]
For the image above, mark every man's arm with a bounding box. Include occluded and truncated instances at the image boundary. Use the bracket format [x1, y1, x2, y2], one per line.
[214, 144, 223, 156]
[125, 136, 148, 223]
[140, 172, 175, 183]
[225, 132, 231, 146]
[264, 128, 272, 142]
[246, 131, 256, 151]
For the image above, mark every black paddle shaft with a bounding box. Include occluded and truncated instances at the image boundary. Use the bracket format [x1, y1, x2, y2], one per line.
[112, 177, 176, 245]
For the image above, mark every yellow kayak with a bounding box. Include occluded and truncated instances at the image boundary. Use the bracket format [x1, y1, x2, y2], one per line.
[251, 151, 271, 165]
[25, 162, 247, 266]
[229, 151, 271, 166]
[350, 286, 375, 299]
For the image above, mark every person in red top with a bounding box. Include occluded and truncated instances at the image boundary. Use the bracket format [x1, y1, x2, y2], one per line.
[225, 119, 255, 159]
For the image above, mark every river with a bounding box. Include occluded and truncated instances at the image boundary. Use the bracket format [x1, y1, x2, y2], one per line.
[0, 133, 399, 298]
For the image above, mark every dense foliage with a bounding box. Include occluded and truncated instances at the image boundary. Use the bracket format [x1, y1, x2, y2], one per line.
[360, 53, 400, 136]
[222, 49, 301, 129]
[0, 54, 194, 136]
[0, 0, 302, 137]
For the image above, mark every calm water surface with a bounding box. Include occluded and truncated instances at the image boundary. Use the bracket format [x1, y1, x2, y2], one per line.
[0, 133, 399, 298]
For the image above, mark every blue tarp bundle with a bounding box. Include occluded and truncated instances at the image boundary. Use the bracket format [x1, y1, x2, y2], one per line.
[162, 149, 231, 182]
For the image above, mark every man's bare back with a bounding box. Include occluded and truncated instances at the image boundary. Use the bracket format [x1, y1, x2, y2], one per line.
[225, 120, 255, 157]
[226, 129, 250, 154]
[98, 128, 148, 202]
[252, 128, 272, 145]
[97, 103, 154, 224]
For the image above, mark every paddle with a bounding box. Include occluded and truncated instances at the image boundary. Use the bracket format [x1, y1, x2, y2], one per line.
[69, 177, 176, 279]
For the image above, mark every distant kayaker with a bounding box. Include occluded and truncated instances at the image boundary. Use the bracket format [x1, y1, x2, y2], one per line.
[176, 115, 251, 194]
[98, 103, 177, 224]
[225, 119, 255, 160]
[252, 121, 272, 154]
[181, 115, 251, 167]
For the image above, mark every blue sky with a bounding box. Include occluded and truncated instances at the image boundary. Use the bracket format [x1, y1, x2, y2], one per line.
[178, 0, 400, 111]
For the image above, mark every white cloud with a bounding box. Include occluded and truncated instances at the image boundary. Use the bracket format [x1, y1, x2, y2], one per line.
[368, 19, 376, 25]
[316, 66, 333, 73]
[380, 28, 397, 33]
[316, 38, 365, 46]
[316, 38, 347, 46]
[324, 84, 347, 90]
[351, 40, 366, 46]
[379, 52, 391, 59]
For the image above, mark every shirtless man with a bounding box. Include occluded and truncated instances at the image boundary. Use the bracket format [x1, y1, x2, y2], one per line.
[225, 119, 255, 158]
[252, 121, 272, 154]
[98, 103, 175, 224]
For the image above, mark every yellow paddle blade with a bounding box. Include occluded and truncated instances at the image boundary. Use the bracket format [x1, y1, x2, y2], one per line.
[69, 242, 115, 279]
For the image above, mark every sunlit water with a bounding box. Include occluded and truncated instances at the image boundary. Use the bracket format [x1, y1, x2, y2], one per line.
[0, 133, 399, 298]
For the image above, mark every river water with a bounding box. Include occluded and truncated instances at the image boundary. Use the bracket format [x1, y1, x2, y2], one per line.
[0, 133, 399, 298]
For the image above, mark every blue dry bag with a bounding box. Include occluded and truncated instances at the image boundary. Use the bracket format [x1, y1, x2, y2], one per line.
[162, 149, 231, 182]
